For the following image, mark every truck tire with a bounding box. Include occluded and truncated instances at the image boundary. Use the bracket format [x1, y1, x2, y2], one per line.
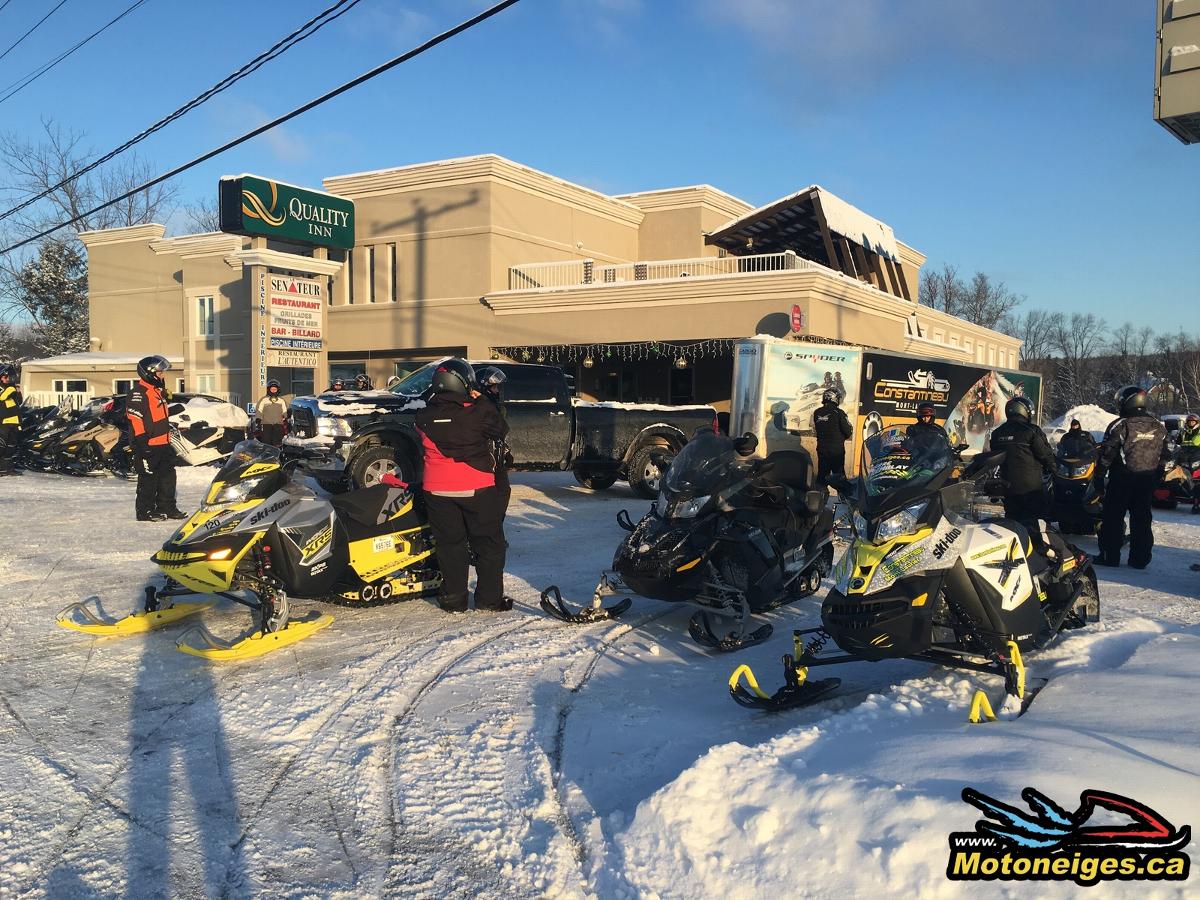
[348, 444, 416, 489]
[627, 444, 672, 500]
[573, 469, 617, 491]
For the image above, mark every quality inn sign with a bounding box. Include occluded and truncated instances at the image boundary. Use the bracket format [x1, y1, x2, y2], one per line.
[219, 174, 355, 250]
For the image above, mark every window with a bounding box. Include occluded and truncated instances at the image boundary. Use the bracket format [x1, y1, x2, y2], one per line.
[197, 295, 215, 337]
[113, 379, 135, 395]
[176, 378, 186, 393]
[503, 366, 560, 401]
[53, 379, 88, 393]
[330, 362, 366, 385]
[196, 374, 215, 393]
[368, 247, 376, 304]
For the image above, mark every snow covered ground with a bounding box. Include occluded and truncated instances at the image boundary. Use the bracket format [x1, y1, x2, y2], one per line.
[0, 467, 1196, 898]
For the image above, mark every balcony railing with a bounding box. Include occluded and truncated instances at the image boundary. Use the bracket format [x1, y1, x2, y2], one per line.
[508, 250, 822, 291]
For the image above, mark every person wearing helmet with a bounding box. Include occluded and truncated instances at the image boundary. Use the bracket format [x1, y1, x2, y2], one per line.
[988, 395, 1056, 535]
[127, 355, 185, 521]
[906, 402, 949, 442]
[1179, 414, 1200, 514]
[1057, 418, 1096, 457]
[415, 359, 511, 613]
[811, 388, 852, 484]
[256, 379, 287, 447]
[328, 377, 346, 392]
[1096, 386, 1169, 568]
[474, 366, 513, 516]
[0, 363, 23, 476]
[353, 373, 372, 391]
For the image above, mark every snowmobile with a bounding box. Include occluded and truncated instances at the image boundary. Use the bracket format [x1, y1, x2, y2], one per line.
[1051, 439, 1102, 534]
[54, 397, 134, 477]
[541, 430, 835, 651]
[1153, 446, 1200, 512]
[166, 401, 240, 466]
[729, 427, 1099, 717]
[19, 401, 79, 471]
[56, 440, 442, 660]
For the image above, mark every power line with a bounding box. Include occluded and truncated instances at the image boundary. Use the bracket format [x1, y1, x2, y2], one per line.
[0, 0, 151, 108]
[0, 0, 72, 65]
[0, 0, 521, 256]
[0, 1, 14, 14]
[0, 0, 368, 226]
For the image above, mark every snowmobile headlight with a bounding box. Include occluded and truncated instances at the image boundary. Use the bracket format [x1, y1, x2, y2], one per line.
[1072, 463, 1093, 478]
[316, 417, 353, 437]
[669, 494, 710, 519]
[852, 512, 868, 538]
[205, 475, 268, 508]
[873, 501, 929, 544]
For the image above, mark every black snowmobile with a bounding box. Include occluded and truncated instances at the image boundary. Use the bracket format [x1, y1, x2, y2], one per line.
[542, 430, 835, 651]
[730, 427, 1100, 717]
[1051, 437, 1102, 534]
[19, 401, 80, 471]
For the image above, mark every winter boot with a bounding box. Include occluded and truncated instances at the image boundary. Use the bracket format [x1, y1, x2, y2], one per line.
[1092, 553, 1119, 568]
[137, 511, 167, 522]
[474, 595, 514, 612]
[162, 508, 188, 520]
[438, 593, 468, 614]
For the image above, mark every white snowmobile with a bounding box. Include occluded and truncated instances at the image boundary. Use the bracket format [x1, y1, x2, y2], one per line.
[729, 427, 1100, 719]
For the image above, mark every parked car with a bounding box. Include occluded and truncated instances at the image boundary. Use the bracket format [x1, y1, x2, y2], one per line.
[284, 360, 718, 498]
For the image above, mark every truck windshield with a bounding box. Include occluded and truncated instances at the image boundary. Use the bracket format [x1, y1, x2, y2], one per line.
[390, 363, 438, 396]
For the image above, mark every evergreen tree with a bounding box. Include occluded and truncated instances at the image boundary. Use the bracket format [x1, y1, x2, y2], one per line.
[15, 238, 88, 355]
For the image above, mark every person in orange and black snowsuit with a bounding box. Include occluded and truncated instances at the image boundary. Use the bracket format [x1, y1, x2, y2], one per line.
[0, 364, 22, 476]
[127, 355, 185, 521]
[415, 359, 510, 613]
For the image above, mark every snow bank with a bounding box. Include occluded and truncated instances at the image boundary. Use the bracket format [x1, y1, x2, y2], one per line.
[1046, 404, 1116, 443]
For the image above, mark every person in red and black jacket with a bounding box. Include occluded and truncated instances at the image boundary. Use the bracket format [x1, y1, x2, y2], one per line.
[415, 359, 510, 613]
[127, 355, 185, 522]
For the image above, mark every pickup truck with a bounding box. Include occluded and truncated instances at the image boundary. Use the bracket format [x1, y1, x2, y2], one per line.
[284, 360, 718, 498]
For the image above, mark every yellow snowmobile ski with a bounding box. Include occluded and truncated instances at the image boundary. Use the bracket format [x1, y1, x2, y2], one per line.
[175, 613, 334, 661]
[56, 590, 216, 636]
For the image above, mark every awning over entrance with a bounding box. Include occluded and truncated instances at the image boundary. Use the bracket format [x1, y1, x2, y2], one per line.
[704, 185, 911, 301]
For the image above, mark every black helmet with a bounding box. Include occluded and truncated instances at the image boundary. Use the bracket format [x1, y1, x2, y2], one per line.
[821, 389, 838, 404]
[354, 373, 370, 389]
[267, 379, 281, 393]
[0, 363, 14, 381]
[1005, 396, 1034, 421]
[432, 358, 476, 395]
[1114, 385, 1147, 417]
[916, 402, 936, 420]
[137, 355, 171, 385]
[330, 378, 345, 391]
[475, 365, 506, 387]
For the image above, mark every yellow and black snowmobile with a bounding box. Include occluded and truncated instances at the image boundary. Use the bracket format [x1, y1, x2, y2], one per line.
[729, 427, 1100, 720]
[57, 440, 441, 659]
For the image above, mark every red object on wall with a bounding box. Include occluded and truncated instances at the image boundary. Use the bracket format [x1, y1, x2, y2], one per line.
[790, 304, 804, 333]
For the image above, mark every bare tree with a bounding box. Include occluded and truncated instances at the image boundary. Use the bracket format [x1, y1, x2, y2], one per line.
[919, 263, 1024, 331]
[1108, 321, 1155, 387]
[183, 196, 221, 233]
[1154, 331, 1200, 412]
[1004, 309, 1057, 362]
[1051, 312, 1107, 411]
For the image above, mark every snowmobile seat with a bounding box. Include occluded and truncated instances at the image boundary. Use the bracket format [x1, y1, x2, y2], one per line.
[330, 484, 411, 540]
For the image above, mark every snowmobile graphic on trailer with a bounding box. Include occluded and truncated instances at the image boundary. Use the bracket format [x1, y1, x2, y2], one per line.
[56, 441, 442, 660]
[729, 427, 1099, 715]
[541, 430, 835, 651]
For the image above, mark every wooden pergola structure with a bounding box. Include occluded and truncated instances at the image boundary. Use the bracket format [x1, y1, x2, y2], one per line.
[704, 186, 913, 301]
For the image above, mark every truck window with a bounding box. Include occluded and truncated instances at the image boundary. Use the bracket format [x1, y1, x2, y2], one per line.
[391, 362, 437, 396]
[503, 367, 560, 402]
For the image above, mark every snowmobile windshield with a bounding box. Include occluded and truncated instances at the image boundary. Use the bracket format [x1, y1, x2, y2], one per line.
[664, 432, 739, 496]
[862, 427, 953, 498]
[202, 440, 285, 509]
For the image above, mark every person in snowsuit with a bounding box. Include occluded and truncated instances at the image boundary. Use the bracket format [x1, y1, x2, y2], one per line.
[1095, 386, 1169, 569]
[474, 366, 513, 516]
[415, 359, 511, 613]
[1180, 414, 1200, 514]
[327, 378, 346, 392]
[989, 396, 1055, 535]
[1057, 419, 1096, 457]
[811, 389, 852, 484]
[0, 364, 23, 476]
[255, 379, 287, 447]
[353, 373, 372, 391]
[128, 355, 185, 522]
[906, 402, 950, 442]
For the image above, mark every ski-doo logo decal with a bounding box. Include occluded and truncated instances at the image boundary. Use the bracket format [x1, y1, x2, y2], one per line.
[300, 524, 333, 563]
[248, 498, 291, 526]
[931, 528, 962, 560]
[947, 786, 1191, 885]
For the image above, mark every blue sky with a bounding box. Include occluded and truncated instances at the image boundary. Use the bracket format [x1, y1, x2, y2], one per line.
[0, 0, 1194, 325]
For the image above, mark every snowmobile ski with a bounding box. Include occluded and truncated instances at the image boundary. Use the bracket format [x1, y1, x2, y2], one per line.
[540, 581, 632, 624]
[175, 613, 334, 661]
[728, 656, 841, 712]
[56, 595, 216, 636]
[688, 610, 773, 652]
[968, 641, 1048, 723]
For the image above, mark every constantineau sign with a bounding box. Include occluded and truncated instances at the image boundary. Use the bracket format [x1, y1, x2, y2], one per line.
[219, 174, 354, 250]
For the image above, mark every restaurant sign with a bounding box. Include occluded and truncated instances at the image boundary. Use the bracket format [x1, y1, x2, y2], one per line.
[268, 275, 324, 351]
[219, 174, 354, 250]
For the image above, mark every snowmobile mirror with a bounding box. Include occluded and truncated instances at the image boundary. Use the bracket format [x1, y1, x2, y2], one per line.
[734, 433, 759, 456]
[804, 490, 825, 517]
[167, 403, 186, 416]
